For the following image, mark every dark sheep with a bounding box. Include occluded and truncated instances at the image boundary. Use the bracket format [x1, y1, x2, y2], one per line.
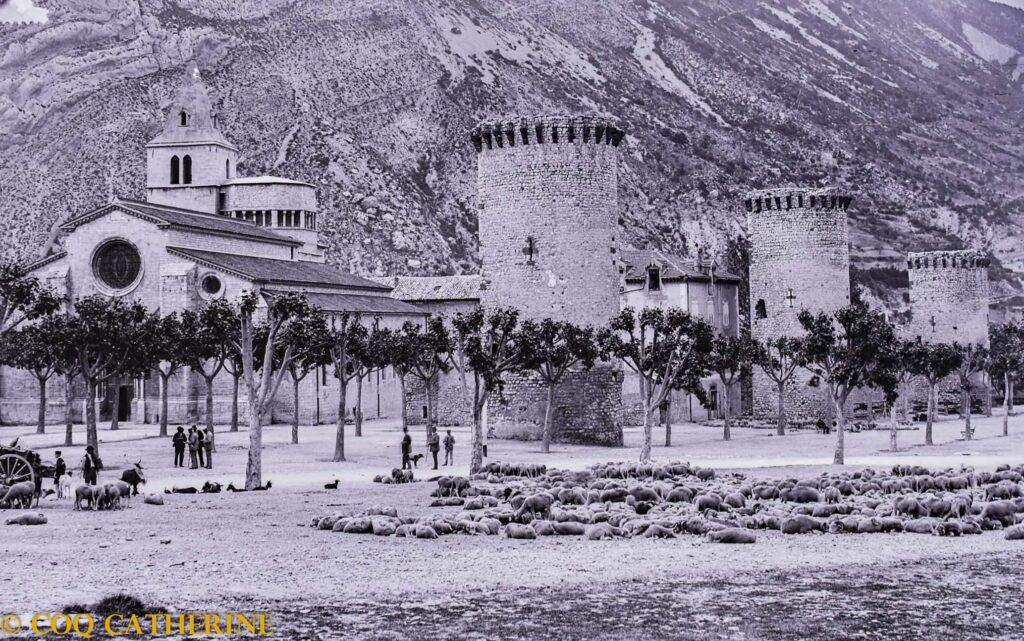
[781, 515, 824, 534]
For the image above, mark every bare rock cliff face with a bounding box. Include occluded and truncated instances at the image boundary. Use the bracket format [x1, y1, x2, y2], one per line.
[1, 0, 1022, 312]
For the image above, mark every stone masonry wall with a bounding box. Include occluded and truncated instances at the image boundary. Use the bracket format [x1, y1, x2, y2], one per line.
[473, 116, 625, 445]
[747, 188, 853, 421]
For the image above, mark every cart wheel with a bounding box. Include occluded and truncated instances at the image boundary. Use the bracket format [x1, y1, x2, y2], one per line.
[0, 453, 34, 486]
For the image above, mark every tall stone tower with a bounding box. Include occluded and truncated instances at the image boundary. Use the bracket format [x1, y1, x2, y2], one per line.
[145, 63, 238, 214]
[747, 188, 853, 420]
[471, 115, 624, 445]
[907, 249, 990, 346]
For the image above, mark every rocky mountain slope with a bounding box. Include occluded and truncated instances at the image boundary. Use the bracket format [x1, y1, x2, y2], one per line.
[1, 0, 1022, 314]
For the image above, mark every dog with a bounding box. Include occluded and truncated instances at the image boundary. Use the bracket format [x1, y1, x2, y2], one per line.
[409, 454, 424, 468]
[57, 473, 73, 500]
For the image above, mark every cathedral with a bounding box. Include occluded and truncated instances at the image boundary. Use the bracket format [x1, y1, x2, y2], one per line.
[0, 64, 424, 426]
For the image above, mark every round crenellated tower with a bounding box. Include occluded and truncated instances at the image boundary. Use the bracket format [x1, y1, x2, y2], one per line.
[472, 115, 624, 446]
[473, 115, 625, 325]
[907, 249, 990, 346]
[747, 187, 854, 420]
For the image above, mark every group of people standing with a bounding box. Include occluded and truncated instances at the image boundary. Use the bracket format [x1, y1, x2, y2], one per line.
[401, 427, 455, 470]
[172, 425, 214, 469]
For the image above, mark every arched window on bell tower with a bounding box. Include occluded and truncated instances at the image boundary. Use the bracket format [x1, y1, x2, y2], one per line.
[179, 110, 188, 126]
[225, 158, 231, 179]
[170, 155, 180, 185]
[183, 155, 193, 184]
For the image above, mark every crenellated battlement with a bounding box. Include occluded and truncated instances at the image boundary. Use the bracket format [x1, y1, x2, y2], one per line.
[745, 188, 854, 214]
[907, 249, 990, 270]
[470, 116, 625, 153]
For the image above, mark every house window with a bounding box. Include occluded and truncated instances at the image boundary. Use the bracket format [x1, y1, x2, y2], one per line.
[755, 299, 767, 319]
[182, 155, 193, 184]
[647, 267, 662, 292]
[179, 110, 188, 126]
[708, 385, 719, 412]
[421, 406, 428, 419]
[722, 304, 730, 330]
[170, 156, 180, 185]
[305, 213, 317, 230]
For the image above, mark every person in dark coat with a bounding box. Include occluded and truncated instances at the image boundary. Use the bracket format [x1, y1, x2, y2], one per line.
[443, 430, 455, 466]
[196, 426, 206, 468]
[203, 426, 214, 470]
[172, 427, 187, 467]
[53, 451, 67, 489]
[81, 446, 98, 486]
[428, 430, 441, 470]
[401, 428, 412, 470]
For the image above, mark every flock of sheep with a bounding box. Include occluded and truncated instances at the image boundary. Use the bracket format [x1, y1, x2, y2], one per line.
[313, 461, 1024, 542]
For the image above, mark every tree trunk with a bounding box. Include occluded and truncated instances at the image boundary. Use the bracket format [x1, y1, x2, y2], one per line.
[85, 377, 99, 458]
[109, 374, 121, 431]
[244, 397, 263, 489]
[664, 398, 673, 448]
[640, 400, 654, 462]
[723, 382, 732, 441]
[291, 375, 300, 445]
[36, 376, 47, 434]
[984, 377, 992, 418]
[159, 373, 170, 438]
[1009, 379, 1015, 414]
[204, 376, 216, 452]
[889, 404, 899, 452]
[469, 377, 485, 474]
[203, 376, 214, 432]
[776, 380, 786, 436]
[355, 373, 364, 437]
[64, 373, 74, 446]
[832, 393, 845, 465]
[542, 379, 554, 454]
[925, 383, 935, 446]
[964, 387, 973, 440]
[399, 374, 408, 433]
[333, 376, 348, 462]
[1004, 372, 1011, 437]
[230, 374, 240, 432]
[425, 375, 436, 445]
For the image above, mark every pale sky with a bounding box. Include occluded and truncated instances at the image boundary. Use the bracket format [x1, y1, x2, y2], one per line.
[0, 0, 49, 24]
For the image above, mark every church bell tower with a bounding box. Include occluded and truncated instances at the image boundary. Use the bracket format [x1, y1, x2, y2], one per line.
[145, 63, 238, 214]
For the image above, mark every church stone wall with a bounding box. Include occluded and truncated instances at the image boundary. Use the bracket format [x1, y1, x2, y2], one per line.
[747, 188, 853, 421]
[472, 116, 626, 445]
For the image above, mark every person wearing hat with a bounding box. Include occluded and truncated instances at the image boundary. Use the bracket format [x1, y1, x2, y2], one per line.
[172, 426, 187, 467]
[53, 450, 67, 488]
[81, 446, 98, 486]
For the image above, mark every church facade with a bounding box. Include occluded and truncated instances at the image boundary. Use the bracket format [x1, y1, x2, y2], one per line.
[0, 64, 424, 427]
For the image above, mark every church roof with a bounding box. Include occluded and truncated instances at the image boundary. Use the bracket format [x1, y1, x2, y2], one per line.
[167, 247, 392, 292]
[265, 290, 425, 316]
[61, 199, 301, 247]
[369, 275, 483, 302]
[146, 63, 236, 150]
[223, 176, 314, 187]
[620, 250, 742, 283]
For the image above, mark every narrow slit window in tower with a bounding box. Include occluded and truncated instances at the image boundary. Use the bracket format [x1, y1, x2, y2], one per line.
[755, 299, 767, 320]
[523, 236, 536, 264]
[182, 155, 193, 184]
[179, 111, 188, 126]
[170, 155, 180, 185]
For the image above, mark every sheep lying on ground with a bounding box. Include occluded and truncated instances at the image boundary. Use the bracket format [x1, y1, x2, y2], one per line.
[6, 512, 46, 525]
[314, 461, 1024, 544]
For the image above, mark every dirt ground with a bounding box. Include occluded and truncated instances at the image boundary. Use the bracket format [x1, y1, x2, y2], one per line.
[2, 412, 1022, 639]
